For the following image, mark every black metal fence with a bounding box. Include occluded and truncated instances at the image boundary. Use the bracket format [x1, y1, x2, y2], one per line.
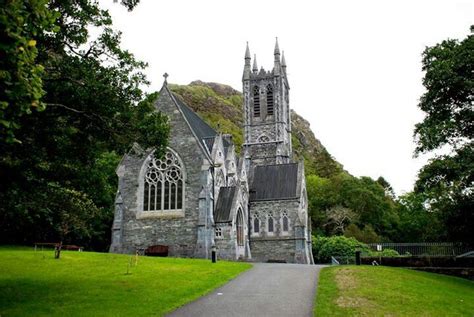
[332, 256, 356, 265]
[366, 242, 472, 256]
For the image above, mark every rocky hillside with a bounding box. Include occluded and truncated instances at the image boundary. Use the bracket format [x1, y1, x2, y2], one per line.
[169, 81, 343, 178]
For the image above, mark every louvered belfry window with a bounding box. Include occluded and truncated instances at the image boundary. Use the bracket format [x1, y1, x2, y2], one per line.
[266, 85, 274, 115]
[143, 151, 184, 212]
[253, 86, 260, 117]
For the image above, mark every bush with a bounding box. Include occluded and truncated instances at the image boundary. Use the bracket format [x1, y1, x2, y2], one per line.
[313, 235, 369, 263]
[368, 248, 400, 257]
[344, 223, 381, 243]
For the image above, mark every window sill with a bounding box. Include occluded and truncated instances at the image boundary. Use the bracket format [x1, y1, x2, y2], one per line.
[136, 210, 185, 219]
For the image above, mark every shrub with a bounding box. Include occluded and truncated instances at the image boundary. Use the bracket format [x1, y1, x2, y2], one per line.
[368, 248, 400, 257]
[312, 235, 369, 263]
[344, 223, 381, 243]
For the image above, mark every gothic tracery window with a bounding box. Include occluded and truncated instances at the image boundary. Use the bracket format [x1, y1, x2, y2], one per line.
[282, 211, 289, 233]
[266, 85, 274, 115]
[268, 212, 274, 233]
[143, 150, 184, 212]
[253, 86, 260, 117]
[236, 209, 244, 246]
[253, 215, 260, 234]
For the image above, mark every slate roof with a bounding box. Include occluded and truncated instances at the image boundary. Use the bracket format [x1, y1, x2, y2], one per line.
[250, 163, 299, 201]
[171, 93, 234, 158]
[172, 94, 217, 141]
[202, 136, 215, 154]
[215, 186, 236, 223]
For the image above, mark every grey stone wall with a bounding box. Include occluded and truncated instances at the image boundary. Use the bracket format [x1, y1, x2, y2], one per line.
[250, 238, 297, 263]
[215, 223, 236, 259]
[110, 86, 212, 257]
[110, 45, 312, 264]
[249, 199, 311, 264]
[242, 62, 292, 166]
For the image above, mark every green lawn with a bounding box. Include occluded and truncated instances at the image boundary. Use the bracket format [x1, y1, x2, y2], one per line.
[314, 265, 474, 316]
[0, 247, 251, 316]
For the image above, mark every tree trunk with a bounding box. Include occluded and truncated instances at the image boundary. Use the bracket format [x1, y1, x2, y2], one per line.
[54, 242, 62, 259]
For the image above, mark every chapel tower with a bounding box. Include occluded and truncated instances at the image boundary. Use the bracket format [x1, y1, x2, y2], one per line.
[242, 39, 292, 165]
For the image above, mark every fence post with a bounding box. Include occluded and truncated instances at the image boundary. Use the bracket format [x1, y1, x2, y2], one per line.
[355, 250, 361, 265]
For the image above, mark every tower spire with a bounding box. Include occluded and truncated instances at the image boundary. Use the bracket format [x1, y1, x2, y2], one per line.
[274, 37, 280, 58]
[245, 42, 251, 65]
[281, 51, 287, 70]
[252, 54, 258, 72]
[243, 42, 251, 80]
[273, 37, 281, 74]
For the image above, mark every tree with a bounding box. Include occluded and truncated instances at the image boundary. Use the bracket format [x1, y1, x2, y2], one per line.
[307, 172, 400, 240]
[0, 0, 58, 143]
[344, 223, 380, 243]
[376, 176, 395, 199]
[324, 205, 357, 235]
[0, 0, 169, 250]
[396, 192, 443, 242]
[414, 27, 473, 154]
[413, 27, 473, 244]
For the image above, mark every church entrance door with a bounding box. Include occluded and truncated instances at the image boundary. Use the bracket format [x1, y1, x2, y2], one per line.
[236, 208, 245, 259]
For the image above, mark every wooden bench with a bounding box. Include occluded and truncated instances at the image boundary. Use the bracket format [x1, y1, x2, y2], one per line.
[145, 245, 169, 257]
[34, 243, 83, 252]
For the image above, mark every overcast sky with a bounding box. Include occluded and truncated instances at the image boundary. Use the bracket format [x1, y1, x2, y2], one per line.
[100, 0, 472, 195]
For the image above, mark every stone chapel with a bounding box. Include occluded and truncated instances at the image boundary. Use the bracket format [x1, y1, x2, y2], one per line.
[109, 40, 314, 264]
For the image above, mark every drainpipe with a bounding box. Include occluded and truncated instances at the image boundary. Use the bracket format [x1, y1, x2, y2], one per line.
[210, 165, 215, 259]
[247, 202, 251, 249]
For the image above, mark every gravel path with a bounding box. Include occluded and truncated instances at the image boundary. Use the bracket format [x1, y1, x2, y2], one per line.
[167, 263, 325, 317]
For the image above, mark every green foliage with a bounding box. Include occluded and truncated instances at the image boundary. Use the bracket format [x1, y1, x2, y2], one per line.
[170, 82, 344, 175]
[0, 0, 169, 250]
[314, 266, 474, 316]
[200, 111, 243, 151]
[376, 176, 395, 199]
[413, 27, 473, 244]
[0, 248, 251, 316]
[372, 248, 400, 257]
[307, 173, 399, 241]
[291, 112, 343, 178]
[414, 30, 473, 153]
[0, 0, 59, 143]
[312, 235, 370, 263]
[325, 205, 357, 235]
[344, 224, 381, 244]
[396, 192, 443, 242]
[170, 83, 244, 151]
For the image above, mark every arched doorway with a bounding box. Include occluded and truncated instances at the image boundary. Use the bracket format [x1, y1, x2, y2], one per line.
[236, 208, 245, 258]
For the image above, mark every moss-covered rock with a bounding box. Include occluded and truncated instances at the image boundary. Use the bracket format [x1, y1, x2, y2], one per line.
[169, 81, 343, 177]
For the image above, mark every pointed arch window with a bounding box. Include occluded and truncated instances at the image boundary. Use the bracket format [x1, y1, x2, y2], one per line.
[282, 211, 289, 233]
[143, 150, 184, 212]
[253, 86, 260, 117]
[268, 212, 274, 233]
[253, 215, 260, 234]
[236, 208, 244, 246]
[266, 85, 274, 115]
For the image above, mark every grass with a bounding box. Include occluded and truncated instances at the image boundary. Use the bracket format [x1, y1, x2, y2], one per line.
[0, 247, 251, 316]
[314, 265, 474, 316]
